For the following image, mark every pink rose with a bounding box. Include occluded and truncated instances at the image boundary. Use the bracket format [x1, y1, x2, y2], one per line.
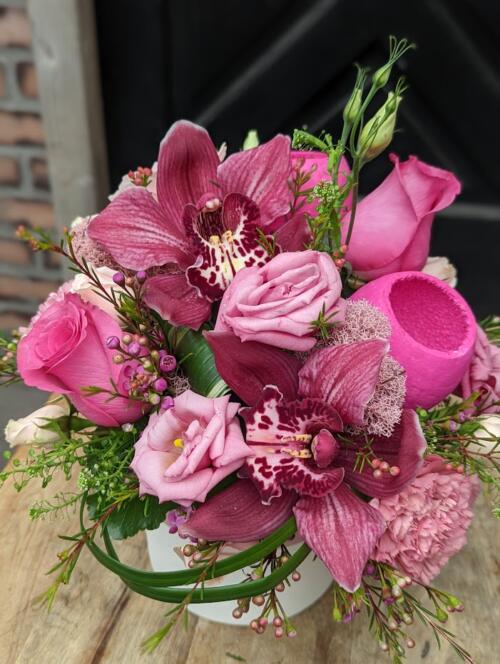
[215, 250, 345, 352]
[371, 455, 480, 584]
[343, 154, 461, 280]
[130, 390, 251, 505]
[460, 326, 500, 413]
[17, 293, 145, 426]
[291, 150, 352, 218]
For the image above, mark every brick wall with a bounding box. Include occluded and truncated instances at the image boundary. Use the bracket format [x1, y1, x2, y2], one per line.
[0, 1, 63, 333]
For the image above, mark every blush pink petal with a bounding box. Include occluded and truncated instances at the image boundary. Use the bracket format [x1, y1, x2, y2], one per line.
[294, 484, 386, 592]
[88, 187, 193, 271]
[156, 120, 220, 227]
[370, 455, 480, 584]
[204, 331, 302, 406]
[298, 339, 388, 425]
[337, 410, 427, 498]
[215, 251, 344, 352]
[343, 154, 461, 280]
[130, 390, 250, 505]
[274, 212, 312, 251]
[179, 479, 296, 542]
[218, 135, 291, 227]
[143, 272, 211, 330]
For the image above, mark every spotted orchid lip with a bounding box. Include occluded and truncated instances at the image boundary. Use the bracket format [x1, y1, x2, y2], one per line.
[184, 193, 271, 302]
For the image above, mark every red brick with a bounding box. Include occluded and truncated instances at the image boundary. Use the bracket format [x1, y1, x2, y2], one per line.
[0, 312, 32, 332]
[0, 156, 19, 185]
[30, 156, 50, 190]
[0, 198, 55, 229]
[0, 275, 61, 301]
[0, 63, 5, 98]
[0, 238, 32, 266]
[0, 111, 44, 145]
[17, 61, 37, 98]
[0, 8, 31, 48]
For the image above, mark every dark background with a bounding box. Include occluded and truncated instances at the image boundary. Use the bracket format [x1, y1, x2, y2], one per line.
[94, 0, 500, 317]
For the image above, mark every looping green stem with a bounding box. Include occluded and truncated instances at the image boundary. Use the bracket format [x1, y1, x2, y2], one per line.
[80, 494, 311, 603]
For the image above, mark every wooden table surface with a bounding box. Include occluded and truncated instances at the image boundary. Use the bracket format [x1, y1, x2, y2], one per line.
[0, 458, 498, 664]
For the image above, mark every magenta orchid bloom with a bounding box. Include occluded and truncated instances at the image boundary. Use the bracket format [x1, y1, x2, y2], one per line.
[88, 121, 291, 329]
[205, 332, 426, 592]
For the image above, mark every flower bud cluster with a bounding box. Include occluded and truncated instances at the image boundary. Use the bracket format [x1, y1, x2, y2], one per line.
[105, 330, 177, 407]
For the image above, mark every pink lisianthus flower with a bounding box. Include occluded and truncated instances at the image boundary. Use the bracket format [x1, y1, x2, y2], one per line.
[130, 390, 251, 506]
[342, 154, 461, 280]
[17, 293, 146, 426]
[88, 120, 292, 330]
[215, 250, 345, 352]
[371, 455, 480, 584]
[460, 325, 500, 413]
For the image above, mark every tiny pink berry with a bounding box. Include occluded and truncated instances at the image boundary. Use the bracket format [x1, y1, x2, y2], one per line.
[274, 627, 284, 638]
[287, 630, 297, 638]
[371, 458, 381, 468]
[232, 608, 242, 619]
[380, 461, 390, 472]
[250, 619, 259, 631]
[373, 468, 383, 479]
[273, 617, 283, 627]
[389, 465, 400, 476]
[259, 618, 268, 627]
[292, 571, 301, 582]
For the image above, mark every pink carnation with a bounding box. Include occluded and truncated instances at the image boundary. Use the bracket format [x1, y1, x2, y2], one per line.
[371, 456, 480, 584]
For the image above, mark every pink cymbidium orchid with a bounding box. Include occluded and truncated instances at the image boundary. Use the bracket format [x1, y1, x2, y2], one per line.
[206, 332, 426, 592]
[88, 121, 291, 329]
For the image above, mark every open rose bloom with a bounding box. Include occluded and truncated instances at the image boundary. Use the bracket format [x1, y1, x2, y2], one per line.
[7, 65, 499, 654]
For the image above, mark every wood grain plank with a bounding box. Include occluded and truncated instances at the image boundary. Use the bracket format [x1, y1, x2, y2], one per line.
[0, 455, 497, 664]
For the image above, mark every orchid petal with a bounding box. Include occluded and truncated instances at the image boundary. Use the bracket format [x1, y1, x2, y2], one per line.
[185, 193, 270, 301]
[204, 331, 302, 406]
[143, 272, 212, 330]
[218, 135, 292, 226]
[298, 340, 388, 426]
[156, 120, 220, 228]
[88, 188, 192, 271]
[240, 385, 342, 445]
[293, 485, 386, 592]
[246, 454, 344, 503]
[178, 479, 296, 542]
[337, 409, 427, 498]
[274, 212, 312, 252]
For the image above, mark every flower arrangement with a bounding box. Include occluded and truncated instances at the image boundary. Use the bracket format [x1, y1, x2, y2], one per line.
[1, 37, 499, 662]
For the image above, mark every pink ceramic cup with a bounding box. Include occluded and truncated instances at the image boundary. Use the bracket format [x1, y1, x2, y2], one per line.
[350, 271, 477, 409]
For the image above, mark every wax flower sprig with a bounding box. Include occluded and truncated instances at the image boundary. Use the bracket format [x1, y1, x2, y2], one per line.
[330, 562, 473, 664]
[292, 36, 414, 258]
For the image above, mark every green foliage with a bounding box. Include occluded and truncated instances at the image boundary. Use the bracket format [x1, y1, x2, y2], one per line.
[88, 492, 176, 540]
[168, 326, 229, 398]
[480, 315, 500, 346]
[419, 398, 500, 516]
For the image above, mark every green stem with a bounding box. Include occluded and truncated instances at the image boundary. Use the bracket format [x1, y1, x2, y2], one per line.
[345, 158, 361, 246]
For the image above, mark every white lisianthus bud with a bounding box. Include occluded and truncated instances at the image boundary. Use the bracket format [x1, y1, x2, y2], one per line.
[343, 87, 363, 124]
[470, 415, 500, 454]
[4, 397, 69, 447]
[71, 266, 122, 320]
[359, 92, 402, 162]
[242, 129, 259, 150]
[422, 256, 458, 288]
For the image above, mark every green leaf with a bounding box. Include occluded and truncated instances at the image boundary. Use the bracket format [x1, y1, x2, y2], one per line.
[88, 493, 176, 540]
[168, 327, 229, 398]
